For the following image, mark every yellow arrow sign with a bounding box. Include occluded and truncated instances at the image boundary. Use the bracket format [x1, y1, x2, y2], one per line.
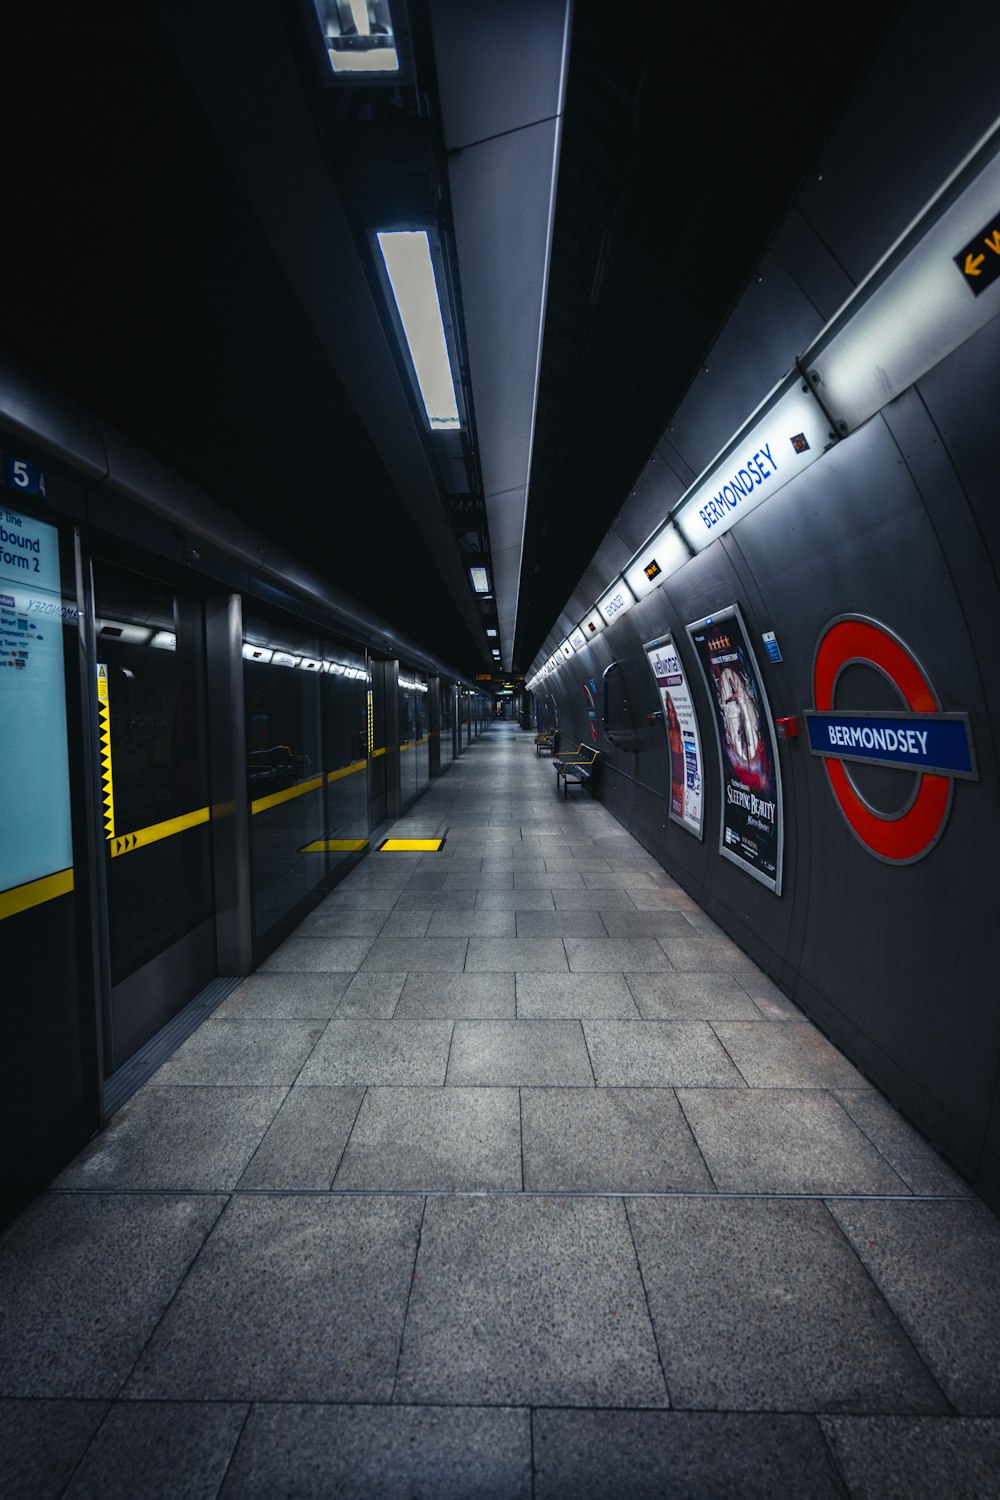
[965, 251, 985, 276]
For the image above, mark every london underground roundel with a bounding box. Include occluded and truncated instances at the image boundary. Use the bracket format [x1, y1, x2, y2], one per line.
[804, 616, 976, 864]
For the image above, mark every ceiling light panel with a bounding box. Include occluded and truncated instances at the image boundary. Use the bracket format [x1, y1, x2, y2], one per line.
[376, 230, 461, 431]
[311, 0, 399, 74]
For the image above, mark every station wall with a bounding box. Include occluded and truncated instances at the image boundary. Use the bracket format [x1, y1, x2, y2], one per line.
[533, 5, 1000, 1205]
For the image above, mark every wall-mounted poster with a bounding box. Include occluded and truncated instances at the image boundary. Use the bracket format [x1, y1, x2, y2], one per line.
[643, 634, 703, 838]
[688, 604, 783, 894]
[0, 503, 74, 903]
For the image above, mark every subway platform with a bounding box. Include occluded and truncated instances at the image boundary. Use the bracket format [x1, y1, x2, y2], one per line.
[2, 723, 999, 1498]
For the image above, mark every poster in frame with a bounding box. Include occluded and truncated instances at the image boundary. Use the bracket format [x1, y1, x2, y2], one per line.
[687, 603, 783, 894]
[642, 632, 704, 839]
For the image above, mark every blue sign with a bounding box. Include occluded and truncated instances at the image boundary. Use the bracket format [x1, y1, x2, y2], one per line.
[2, 455, 47, 499]
[805, 711, 976, 778]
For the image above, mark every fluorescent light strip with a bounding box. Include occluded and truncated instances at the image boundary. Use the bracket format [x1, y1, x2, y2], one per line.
[377, 231, 460, 431]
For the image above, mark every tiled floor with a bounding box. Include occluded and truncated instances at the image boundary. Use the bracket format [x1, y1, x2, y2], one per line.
[2, 723, 1000, 1497]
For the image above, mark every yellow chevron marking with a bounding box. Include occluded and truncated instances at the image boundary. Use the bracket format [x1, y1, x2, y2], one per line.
[109, 806, 211, 858]
[96, 664, 115, 840]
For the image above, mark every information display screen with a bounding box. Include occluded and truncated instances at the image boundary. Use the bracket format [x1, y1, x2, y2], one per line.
[688, 604, 783, 893]
[0, 505, 74, 898]
[643, 634, 704, 839]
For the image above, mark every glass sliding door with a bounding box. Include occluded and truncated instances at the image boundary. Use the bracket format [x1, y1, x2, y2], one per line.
[321, 639, 370, 879]
[243, 612, 324, 955]
[92, 559, 215, 1068]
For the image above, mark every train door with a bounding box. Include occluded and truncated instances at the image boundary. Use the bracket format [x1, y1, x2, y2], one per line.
[92, 559, 216, 1071]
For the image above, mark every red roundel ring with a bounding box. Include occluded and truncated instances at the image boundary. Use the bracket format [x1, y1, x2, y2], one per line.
[812, 617, 950, 862]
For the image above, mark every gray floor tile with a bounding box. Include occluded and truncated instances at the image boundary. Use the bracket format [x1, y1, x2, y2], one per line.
[395, 1196, 668, 1407]
[676, 908, 728, 937]
[336, 971, 405, 1017]
[553, 889, 636, 910]
[378, 909, 433, 936]
[833, 1090, 973, 1197]
[215, 972, 352, 1019]
[150, 1019, 326, 1087]
[827, 1199, 1000, 1415]
[425, 910, 517, 937]
[220, 1403, 532, 1500]
[395, 972, 515, 1018]
[600, 909, 697, 937]
[657, 937, 758, 971]
[516, 972, 639, 1018]
[257, 935, 374, 972]
[319, 891, 398, 912]
[475, 890, 557, 911]
[677, 1089, 908, 1193]
[55, 1086, 285, 1191]
[625, 971, 762, 1020]
[584, 1020, 745, 1087]
[238, 1087, 365, 1189]
[534, 1410, 846, 1499]
[522, 1088, 712, 1192]
[565, 937, 674, 972]
[543, 857, 611, 872]
[628, 1197, 947, 1413]
[448, 1020, 594, 1085]
[713, 1021, 868, 1088]
[627, 888, 698, 909]
[63, 1400, 247, 1500]
[297, 1019, 453, 1085]
[126, 1195, 423, 1402]
[0, 1400, 108, 1500]
[445, 870, 513, 889]
[513, 870, 585, 888]
[581, 870, 657, 888]
[736, 970, 804, 1018]
[819, 1415, 1000, 1500]
[466, 937, 568, 972]
[394, 890, 477, 910]
[334, 1087, 521, 1190]
[361, 936, 469, 972]
[515, 909, 609, 937]
[405, 872, 448, 890]
[0, 1194, 224, 1397]
[480, 856, 547, 872]
[293, 907, 388, 937]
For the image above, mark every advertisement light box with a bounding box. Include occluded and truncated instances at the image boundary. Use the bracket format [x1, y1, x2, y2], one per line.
[580, 609, 606, 637]
[596, 576, 637, 626]
[623, 522, 690, 602]
[569, 627, 587, 651]
[674, 374, 834, 554]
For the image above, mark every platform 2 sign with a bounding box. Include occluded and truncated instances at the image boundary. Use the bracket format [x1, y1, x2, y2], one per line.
[0, 506, 74, 906]
[643, 634, 704, 840]
[688, 604, 783, 894]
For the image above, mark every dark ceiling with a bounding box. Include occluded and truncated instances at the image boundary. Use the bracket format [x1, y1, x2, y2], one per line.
[2, 1, 896, 679]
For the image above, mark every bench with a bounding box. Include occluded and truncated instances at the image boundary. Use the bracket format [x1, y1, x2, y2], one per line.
[535, 729, 561, 757]
[560, 751, 601, 797]
[554, 745, 601, 796]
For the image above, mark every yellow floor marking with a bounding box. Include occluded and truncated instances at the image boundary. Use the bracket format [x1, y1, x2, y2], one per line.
[300, 838, 370, 853]
[378, 837, 443, 852]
